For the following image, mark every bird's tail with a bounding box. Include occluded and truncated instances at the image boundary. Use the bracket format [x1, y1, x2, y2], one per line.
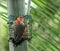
[9, 37, 25, 47]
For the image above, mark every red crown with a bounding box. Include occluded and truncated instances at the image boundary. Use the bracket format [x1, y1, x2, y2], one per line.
[15, 16, 24, 24]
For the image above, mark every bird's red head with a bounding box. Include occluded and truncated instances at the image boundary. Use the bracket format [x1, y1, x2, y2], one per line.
[16, 16, 24, 24]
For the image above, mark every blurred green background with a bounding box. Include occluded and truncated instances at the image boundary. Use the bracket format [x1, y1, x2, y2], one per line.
[0, 0, 60, 51]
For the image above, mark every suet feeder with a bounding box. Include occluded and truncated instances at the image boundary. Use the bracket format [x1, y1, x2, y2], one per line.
[8, 15, 32, 42]
[22, 15, 32, 41]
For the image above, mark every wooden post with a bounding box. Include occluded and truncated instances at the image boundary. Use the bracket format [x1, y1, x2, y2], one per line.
[7, 0, 31, 51]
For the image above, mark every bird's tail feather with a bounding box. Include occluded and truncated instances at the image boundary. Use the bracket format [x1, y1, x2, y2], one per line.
[9, 37, 25, 47]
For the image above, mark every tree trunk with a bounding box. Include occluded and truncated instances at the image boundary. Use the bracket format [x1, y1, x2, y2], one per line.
[7, 0, 31, 51]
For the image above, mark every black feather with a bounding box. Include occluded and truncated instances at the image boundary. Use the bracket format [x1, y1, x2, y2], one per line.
[9, 37, 25, 47]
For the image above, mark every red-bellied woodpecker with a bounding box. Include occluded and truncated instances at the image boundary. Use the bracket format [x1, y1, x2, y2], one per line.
[10, 16, 25, 46]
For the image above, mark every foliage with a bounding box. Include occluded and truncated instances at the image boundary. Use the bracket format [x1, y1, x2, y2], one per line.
[0, 0, 60, 51]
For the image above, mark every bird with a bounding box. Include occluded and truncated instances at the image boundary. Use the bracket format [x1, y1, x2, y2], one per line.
[9, 16, 25, 46]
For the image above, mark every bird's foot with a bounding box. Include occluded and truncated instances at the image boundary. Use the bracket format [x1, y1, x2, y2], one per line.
[8, 37, 13, 42]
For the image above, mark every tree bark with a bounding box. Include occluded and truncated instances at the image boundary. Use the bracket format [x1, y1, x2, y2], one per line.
[7, 0, 31, 51]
